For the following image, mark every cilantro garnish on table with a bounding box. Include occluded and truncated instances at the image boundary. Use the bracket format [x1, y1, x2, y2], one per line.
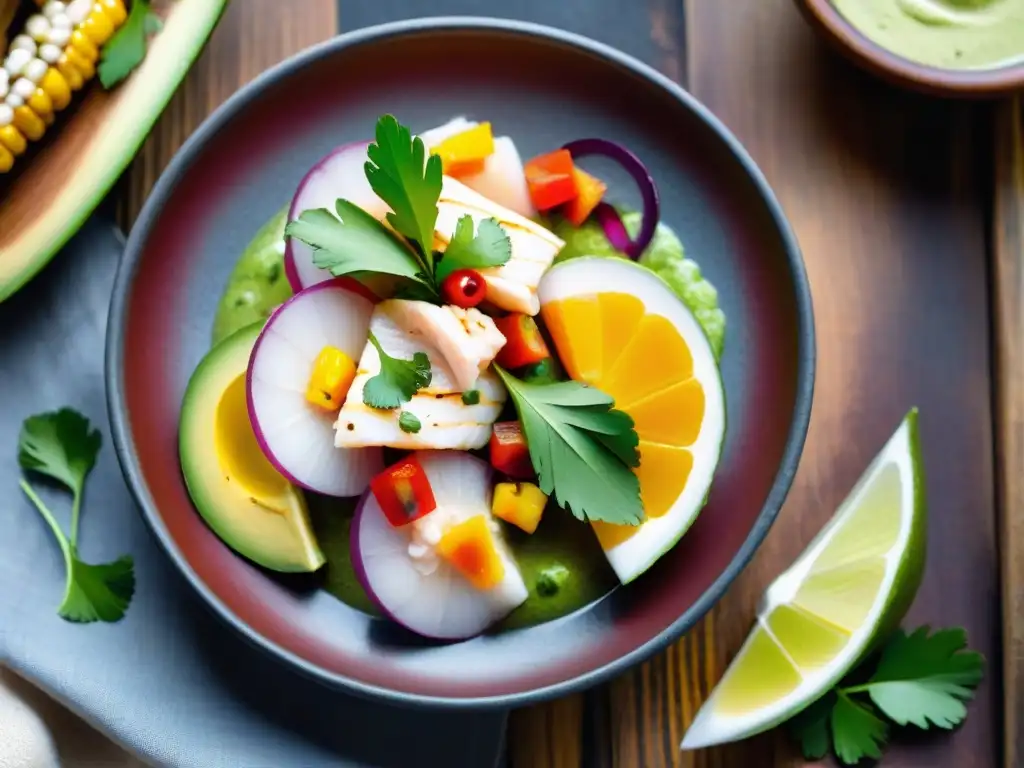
[17, 408, 135, 623]
[495, 366, 643, 526]
[362, 332, 433, 409]
[789, 626, 985, 765]
[98, 0, 162, 89]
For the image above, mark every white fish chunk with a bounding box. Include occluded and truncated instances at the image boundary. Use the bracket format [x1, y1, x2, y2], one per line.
[435, 176, 564, 315]
[334, 300, 507, 450]
[387, 301, 506, 392]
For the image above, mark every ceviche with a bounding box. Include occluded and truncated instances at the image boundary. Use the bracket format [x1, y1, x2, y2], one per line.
[179, 114, 727, 640]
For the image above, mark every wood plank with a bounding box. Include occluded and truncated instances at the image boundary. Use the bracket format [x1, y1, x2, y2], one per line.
[993, 95, 1024, 768]
[118, 0, 338, 227]
[684, 1, 998, 767]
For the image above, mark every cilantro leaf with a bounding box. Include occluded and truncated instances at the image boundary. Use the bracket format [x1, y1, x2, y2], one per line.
[60, 556, 136, 623]
[366, 115, 443, 265]
[19, 408, 101, 546]
[286, 201, 435, 294]
[831, 693, 888, 765]
[788, 692, 835, 760]
[362, 333, 432, 409]
[435, 215, 512, 282]
[859, 627, 984, 730]
[98, 0, 158, 89]
[494, 368, 642, 526]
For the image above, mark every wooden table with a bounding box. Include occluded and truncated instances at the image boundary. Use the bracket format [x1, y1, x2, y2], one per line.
[121, 1, 1011, 765]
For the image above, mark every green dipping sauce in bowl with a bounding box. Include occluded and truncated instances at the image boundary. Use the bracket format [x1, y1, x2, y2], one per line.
[832, 0, 1024, 70]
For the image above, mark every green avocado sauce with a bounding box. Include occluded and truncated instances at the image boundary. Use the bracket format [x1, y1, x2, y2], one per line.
[213, 206, 725, 629]
[832, 0, 1024, 70]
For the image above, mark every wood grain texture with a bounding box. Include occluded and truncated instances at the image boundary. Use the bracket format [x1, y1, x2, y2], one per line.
[993, 95, 1023, 768]
[118, 0, 337, 227]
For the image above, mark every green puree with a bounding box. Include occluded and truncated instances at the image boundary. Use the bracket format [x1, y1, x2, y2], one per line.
[212, 207, 723, 629]
[832, 0, 1024, 70]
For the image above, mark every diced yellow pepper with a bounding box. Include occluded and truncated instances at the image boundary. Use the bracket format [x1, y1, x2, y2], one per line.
[437, 515, 505, 590]
[492, 482, 548, 534]
[57, 56, 84, 90]
[304, 346, 356, 412]
[0, 126, 27, 156]
[64, 47, 95, 81]
[40, 68, 72, 110]
[430, 123, 495, 176]
[70, 29, 100, 62]
[98, 0, 128, 26]
[81, 6, 116, 46]
[0, 144, 13, 174]
[13, 106, 45, 142]
[27, 89, 54, 124]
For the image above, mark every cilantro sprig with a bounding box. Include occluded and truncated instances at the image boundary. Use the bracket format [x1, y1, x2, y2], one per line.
[98, 0, 162, 89]
[362, 332, 432, 409]
[494, 366, 643, 526]
[17, 409, 135, 623]
[435, 215, 512, 283]
[789, 626, 985, 765]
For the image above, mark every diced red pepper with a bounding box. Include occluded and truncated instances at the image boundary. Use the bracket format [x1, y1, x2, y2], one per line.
[495, 313, 551, 369]
[524, 149, 579, 211]
[563, 167, 607, 226]
[370, 456, 437, 527]
[490, 421, 535, 480]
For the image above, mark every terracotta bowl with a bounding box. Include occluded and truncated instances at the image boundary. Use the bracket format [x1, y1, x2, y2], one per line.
[796, 0, 1024, 97]
[106, 18, 814, 709]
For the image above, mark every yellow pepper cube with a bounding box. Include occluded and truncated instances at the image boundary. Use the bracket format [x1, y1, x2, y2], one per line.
[431, 122, 495, 175]
[492, 482, 548, 534]
[304, 346, 356, 412]
[437, 515, 505, 590]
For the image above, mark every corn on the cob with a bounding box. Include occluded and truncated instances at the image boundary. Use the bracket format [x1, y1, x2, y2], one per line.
[0, 0, 127, 174]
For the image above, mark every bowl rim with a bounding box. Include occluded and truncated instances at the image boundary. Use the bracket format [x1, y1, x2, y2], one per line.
[796, 0, 1024, 97]
[105, 15, 816, 710]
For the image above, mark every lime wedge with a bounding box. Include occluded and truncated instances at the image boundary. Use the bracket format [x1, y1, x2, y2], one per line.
[681, 408, 926, 750]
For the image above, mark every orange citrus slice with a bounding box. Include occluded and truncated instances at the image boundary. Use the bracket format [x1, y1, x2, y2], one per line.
[538, 257, 726, 583]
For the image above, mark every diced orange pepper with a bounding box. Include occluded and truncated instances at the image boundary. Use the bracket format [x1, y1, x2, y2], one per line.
[492, 482, 548, 534]
[437, 515, 505, 590]
[431, 123, 495, 176]
[563, 167, 607, 226]
[305, 346, 356, 412]
[524, 149, 579, 211]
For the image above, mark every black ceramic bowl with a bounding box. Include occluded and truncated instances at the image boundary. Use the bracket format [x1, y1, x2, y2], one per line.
[106, 18, 814, 708]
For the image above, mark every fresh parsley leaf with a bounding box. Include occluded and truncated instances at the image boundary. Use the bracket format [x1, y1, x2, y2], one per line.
[366, 115, 443, 265]
[461, 389, 481, 405]
[286, 200, 436, 294]
[398, 411, 422, 434]
[435, 215, 512, 282]
[362, 333, 432, 409]
[494, 367, 642, 526]
[19, 408, 101, 546]
[98, 0, 158, 89]
[831, 693, 888, 765]
[16, 409, 135, 624]
[859, 627, 984, 730]
[788, 692, 835, 761]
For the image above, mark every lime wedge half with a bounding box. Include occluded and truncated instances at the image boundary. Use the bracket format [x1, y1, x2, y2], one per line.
[681, 408, 926, 750]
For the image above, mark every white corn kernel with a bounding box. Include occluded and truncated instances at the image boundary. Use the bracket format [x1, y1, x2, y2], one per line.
[23, 59, 48, 84]
[43, 1, 67, 18]
[66, 0, 91, 24]
[26, 15, 51, 43]
[12, 78, 35, 100]
[47, 26, 71, 46]
[50, 13, 72, 30]
[0, 71, 8, 99]
[10, 35, 37, 54]
[4, 49, 33, 77]
[39, 44, 62, 64]
[5, 93, 24, 109]
[0, 104, 12, 127]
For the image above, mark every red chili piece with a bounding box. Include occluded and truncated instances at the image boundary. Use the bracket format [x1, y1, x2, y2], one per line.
[490, 421, 535, 480]
[441, 268, 487, 309]
[370, 456, 437, 527]
[494, 314, 551, 369]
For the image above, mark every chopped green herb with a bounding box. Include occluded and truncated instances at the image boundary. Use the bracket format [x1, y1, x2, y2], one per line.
[362, 333, 432, 409]
[494, 366, 642, 526]
[536, 564, 570, 597]
[17, 409, 135, 623]
[435, 215, 512, 283]
[461, 389, 481, 405]
[97, 0, 160, 89]
[398, 411, 422, 434]
[831, 693, 888, 766]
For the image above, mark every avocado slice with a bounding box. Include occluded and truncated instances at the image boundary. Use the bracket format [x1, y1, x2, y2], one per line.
[179, 322, 326, 573]
[0, 0, 228, 303]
